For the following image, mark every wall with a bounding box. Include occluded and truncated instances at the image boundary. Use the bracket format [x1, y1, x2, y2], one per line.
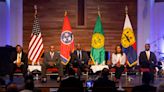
[0, 0, 23, 47]
[137, 0, 164, 60]
[23, 0, 137, 53]
[0, 2, 7, 46]
[153, 2, 164, 59]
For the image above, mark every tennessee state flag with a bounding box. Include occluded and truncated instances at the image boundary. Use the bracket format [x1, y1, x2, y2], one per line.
[60, 12, 74, 65]
[121, 12, 137, 67]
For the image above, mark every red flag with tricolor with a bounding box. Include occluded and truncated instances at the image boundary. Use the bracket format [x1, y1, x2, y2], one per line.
[60, 12, 74, 65]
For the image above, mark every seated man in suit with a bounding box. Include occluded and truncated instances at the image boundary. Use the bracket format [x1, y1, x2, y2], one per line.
[70, 43, 89, 74]
[41, 45, 63, 81]
[139, 43, 157, 83]
[9, 45, 28, 82]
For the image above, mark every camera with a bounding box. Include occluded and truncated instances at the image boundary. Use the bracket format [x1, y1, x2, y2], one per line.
[86, 80, 93, 88]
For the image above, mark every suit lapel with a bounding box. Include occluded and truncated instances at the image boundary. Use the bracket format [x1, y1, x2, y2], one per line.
[21, 52, 24, 61]
[75, 50, 77, 57]
[81, 50, 83, 60]
[149, 52, 152, 61]
[21, 52, 24, 62]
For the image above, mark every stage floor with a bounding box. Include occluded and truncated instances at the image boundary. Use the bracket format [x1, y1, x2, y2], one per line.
[1, 74, 164, 88]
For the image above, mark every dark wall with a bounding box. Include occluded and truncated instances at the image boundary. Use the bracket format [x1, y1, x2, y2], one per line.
[0, 46, 15, 75]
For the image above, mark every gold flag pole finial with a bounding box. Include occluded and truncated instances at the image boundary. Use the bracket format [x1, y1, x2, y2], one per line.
[34, 5, 37, 18]
[125, 5, 128, 14]
[64, 11, 67, 16]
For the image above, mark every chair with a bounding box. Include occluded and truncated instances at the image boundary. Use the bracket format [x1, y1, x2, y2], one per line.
[110, 67, 128, 79]
[139, 67, 157, 83]
[46, 67, 59, 76]
[139, 68, 157, 76]
[73, 68, 78, 73]
[14, 68, 23, 76]
[140, 68, 150, 75]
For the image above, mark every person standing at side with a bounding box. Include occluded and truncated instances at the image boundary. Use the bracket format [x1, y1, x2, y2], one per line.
[139, 43, 157, 83]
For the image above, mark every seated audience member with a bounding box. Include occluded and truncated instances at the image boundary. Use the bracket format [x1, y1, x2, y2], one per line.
[132, 72, 156, 92]
[9, 45, 28, 82]
[69, 43, 89, 74]
[0, 78, 5, 85]
[6, 82, 18, 92]
[157, 82, 164, 92]
[92, 68, 116, 92]
[20, 79, 41, 92]
[41, 45, 63, 81]
[111, 45, 126, 82]
[20, 79, 34, 92]
[139, 44, 157, 83]
[58, 68, 83, 92]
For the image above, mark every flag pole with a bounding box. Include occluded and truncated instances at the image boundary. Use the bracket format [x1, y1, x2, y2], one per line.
[34, 5, 37, 18]
[97, 0, 101, 17]
[64, 11, 67, 16]
[98, 6, 101, 17]
[125, 5, 128, 15]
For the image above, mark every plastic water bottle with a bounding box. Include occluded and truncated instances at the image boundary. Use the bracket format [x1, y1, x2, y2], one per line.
[36, 74, 39, 80]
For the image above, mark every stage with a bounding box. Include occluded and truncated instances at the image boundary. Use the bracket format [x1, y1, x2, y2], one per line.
[0, 74, 164, 92]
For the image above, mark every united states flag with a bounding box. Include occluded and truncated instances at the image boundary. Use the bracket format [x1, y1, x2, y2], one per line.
[28, 16, 44, 65]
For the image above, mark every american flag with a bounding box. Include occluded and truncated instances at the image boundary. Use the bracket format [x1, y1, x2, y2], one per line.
[28, 16, 44, 65]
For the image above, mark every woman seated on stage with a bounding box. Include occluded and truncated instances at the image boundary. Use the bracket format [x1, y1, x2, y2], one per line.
[111, 45, 126, 82]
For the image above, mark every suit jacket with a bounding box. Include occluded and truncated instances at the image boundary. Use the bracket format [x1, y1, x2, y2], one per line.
[70, 50, 89, 64]
[139, 51, 157, 68]
[10, 51, 28, 67]
[44, 51, 60, 64]
[58, 76, 83, 92]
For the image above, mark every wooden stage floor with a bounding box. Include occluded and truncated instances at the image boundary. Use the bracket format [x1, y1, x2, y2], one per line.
[1, 74, 164, 92]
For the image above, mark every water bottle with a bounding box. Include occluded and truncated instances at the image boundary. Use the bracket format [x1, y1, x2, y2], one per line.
[36, 74, 39, 80]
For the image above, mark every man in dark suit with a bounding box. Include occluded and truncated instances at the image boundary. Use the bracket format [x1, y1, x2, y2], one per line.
[70, 43, 89, 74]
[139, 44, 157, 83]
[41, 45, 63, 80]
[9, 45, 28, 82]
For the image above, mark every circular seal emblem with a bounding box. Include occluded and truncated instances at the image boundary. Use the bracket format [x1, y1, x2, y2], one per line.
[91, 33, 104, 49]
[121, 28, 135, 48]
[61, 31, 74, 45]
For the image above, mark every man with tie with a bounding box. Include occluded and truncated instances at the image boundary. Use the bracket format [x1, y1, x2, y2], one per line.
[9, 45, 28, 82]
[70, 43, 89, 74]
[41, 45, 63, 80]
[139, 43, 157, 83]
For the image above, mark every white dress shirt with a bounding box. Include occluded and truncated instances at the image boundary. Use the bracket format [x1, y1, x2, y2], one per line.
[14, 52, 22, 63]
[77, 50, 82, 60]
[112, 53, 126, 66]
[145, 51, 150, 60]
[50, 52, 54, 59]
